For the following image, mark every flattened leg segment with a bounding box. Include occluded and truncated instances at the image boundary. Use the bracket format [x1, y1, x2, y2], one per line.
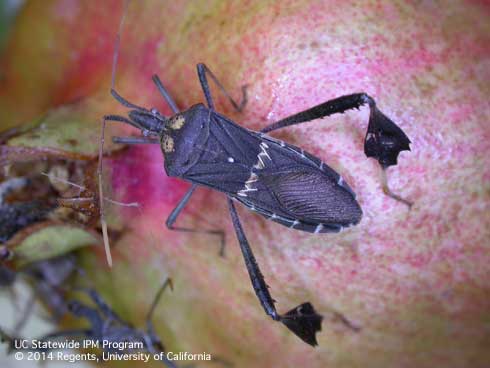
[261, 93, 413, 206]
[227, 198, 323, 346]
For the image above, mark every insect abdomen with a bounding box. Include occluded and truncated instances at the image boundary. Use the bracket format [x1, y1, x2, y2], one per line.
[234, 134, 362, 232]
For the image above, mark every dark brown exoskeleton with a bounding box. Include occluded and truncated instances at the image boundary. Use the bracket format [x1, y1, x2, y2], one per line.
[103, 60, 411, 346]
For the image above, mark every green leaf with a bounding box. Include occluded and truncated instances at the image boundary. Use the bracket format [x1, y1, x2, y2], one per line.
[12, 223, 99, 268]
[7, 97, 125, 158]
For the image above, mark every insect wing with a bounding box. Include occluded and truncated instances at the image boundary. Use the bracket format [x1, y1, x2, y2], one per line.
[181, 112, 362, 231]
[235, 134, 363, 232]
[181, 112, 262, 193]
[261, 170, 362, 226]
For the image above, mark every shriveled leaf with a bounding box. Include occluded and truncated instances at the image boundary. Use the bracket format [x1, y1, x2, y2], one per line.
[6, 221, 100, 268]
[6, 98, 125, 158]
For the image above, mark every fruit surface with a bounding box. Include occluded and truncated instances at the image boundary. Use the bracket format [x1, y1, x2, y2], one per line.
[1, 1, 489, 367]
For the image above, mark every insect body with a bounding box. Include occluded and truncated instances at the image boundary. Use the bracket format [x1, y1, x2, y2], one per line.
[1, 279, 177, 367]
[163, 104, 362, 233]
[104, 63, 411, 347]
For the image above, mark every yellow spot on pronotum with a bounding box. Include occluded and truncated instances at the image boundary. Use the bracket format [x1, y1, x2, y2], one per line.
[169, 115, 185, 130]
[161, 135, 174, 153]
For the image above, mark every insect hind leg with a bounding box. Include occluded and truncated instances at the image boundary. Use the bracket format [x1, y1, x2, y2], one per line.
[197, 63, 247, 112]
[166, 184, 226, 257]
[227, 198, 323, 346]
[261, 93, 413, 207]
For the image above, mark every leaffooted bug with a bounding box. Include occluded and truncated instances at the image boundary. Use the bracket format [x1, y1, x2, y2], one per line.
[1, 279, 177, 367]
[100, 1, 412, 347]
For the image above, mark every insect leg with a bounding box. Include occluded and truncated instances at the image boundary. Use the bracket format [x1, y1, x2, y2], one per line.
[112, 136, 160, 145]
[262, 93, 412, 207]
[81, 289, 128, 326]
[263, 93, 368, 131]
[67, 300, 104, 340]
[105, 114, 160, 144]
[166, 184, 226, 257]
[144, 278, 173, 355]
[146, 278, 173, 325]
[104, 114, 147, 131]
[152, 75, 180, 114]
[197, 63, 247, 112]
[227, 198, 323, 346]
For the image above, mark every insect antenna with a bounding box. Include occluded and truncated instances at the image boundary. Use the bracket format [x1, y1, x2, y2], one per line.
[98, 0, 131, 267]
[110, 0, 130, 93]
[110, 89, 151, 113]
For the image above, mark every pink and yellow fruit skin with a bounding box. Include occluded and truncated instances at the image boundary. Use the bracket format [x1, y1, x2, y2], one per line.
[2, 1, 490, 367]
